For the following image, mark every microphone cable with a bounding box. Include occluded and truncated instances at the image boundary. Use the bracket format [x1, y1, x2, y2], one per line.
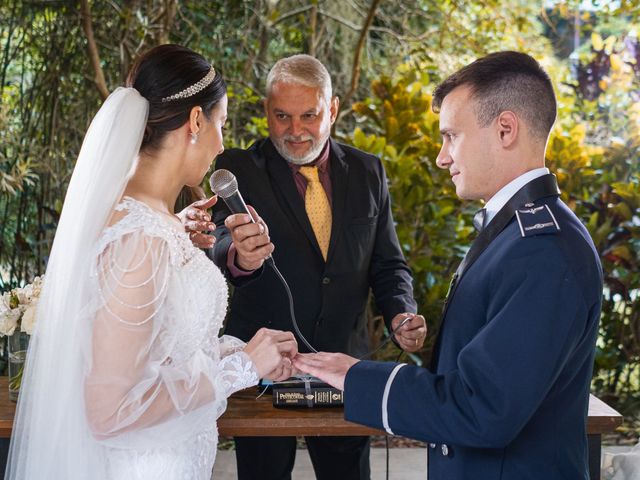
[269, 255, 399, 480]
[267, 257, 413, 359]
[267, 257, 318, 354]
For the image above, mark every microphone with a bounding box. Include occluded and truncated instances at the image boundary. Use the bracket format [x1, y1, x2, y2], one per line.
[208, 168, 318, 354]
[210, 168, 270, 267]
[209, 169, 254, 222]
[210, 169, 275, 271]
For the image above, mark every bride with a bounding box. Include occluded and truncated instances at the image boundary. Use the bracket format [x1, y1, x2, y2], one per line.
[5, 44, 297, 480]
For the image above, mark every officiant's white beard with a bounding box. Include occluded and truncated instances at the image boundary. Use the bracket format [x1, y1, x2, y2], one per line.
[272, 134, 328, 165]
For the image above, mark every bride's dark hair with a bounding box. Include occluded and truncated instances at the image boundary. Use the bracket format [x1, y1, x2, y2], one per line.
[126, 44, 227, 152]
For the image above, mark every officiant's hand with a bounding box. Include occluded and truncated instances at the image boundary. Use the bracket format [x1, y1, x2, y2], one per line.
[244, 328, 298, 381]
[225, 206, 275, 271]
[178, 196, 218, 249]
[392, 313, 427, 353]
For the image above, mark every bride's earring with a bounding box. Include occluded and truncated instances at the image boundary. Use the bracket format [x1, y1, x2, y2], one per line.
[190, 132, 198, 145]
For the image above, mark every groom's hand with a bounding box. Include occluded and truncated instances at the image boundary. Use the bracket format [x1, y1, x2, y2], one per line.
[178, 196, 217, 249]
[293, 352, 359, 391]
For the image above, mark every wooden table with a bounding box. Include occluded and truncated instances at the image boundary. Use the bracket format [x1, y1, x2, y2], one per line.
[585, 394, 624, 480]
[0, 379, 623, 479]
[218, 388, 381, 437]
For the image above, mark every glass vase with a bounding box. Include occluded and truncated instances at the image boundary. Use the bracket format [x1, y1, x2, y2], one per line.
[8, 330, 29, 402]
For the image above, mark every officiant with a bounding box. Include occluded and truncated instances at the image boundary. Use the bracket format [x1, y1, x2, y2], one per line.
[183, 54, 426, 480]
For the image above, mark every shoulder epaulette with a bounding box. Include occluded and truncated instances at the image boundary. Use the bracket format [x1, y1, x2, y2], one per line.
[514, 201, 560, 237]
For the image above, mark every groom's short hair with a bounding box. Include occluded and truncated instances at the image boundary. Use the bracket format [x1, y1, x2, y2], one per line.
[432, 51, 557, 140]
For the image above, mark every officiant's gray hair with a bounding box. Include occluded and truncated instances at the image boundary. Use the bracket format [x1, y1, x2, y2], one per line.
[266, 54, 333, 103]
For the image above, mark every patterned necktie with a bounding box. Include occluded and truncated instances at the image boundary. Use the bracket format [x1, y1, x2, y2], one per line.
[473, 208, 487, 232]
[299, 166, 332, 260]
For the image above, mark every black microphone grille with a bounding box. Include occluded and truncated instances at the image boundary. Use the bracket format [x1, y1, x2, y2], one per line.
[210, 169, 238, 199]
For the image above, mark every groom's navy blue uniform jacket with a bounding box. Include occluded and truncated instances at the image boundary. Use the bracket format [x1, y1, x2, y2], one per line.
[344, 185, 603, 480]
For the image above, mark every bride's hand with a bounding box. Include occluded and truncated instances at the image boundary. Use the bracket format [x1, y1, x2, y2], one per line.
[263, 356, 296, 382]
[243, 328, 298, 379]
[177, 196, 217, 249]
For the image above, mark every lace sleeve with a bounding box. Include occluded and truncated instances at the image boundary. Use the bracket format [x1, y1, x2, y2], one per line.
[84, 228, 258, 440]
[219, 335, 247, 357]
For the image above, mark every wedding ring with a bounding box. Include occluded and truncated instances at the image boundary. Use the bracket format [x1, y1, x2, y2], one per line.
[415, 338, 419, 347]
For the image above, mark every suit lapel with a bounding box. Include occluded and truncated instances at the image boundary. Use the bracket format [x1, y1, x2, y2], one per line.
[242, 141, 283, 221]
[326, 139, 349, 263]
[262, 140, 322, 258]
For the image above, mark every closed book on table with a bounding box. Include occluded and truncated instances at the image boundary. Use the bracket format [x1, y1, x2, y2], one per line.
[271, 377, 343, 408]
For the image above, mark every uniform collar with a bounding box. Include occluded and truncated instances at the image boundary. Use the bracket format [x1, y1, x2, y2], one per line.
[484, 167, 550, 226]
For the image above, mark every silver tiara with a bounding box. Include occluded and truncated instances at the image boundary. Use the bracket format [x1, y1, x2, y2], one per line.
[161, 66, 216, 102]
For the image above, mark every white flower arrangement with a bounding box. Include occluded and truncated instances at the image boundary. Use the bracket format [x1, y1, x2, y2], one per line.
[0, 276, 44, 336]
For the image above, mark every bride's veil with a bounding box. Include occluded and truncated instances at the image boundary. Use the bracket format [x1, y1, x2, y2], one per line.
[6, 87, 149, 479]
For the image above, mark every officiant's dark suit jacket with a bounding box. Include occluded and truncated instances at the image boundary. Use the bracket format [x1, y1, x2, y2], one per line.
[209, 137, 416, 355]
[343, 190, 603, 479]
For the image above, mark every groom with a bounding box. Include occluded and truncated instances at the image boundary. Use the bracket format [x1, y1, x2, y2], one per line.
[294, 51, 604, 479]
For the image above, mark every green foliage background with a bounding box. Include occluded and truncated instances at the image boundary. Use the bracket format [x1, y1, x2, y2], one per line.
[1, 0, 639, 438]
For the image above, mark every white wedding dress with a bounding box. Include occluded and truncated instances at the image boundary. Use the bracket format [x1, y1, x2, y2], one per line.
[6, 89, 252, 480]
[84, 196, 259, 479]
[603, 443, 640, 479]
